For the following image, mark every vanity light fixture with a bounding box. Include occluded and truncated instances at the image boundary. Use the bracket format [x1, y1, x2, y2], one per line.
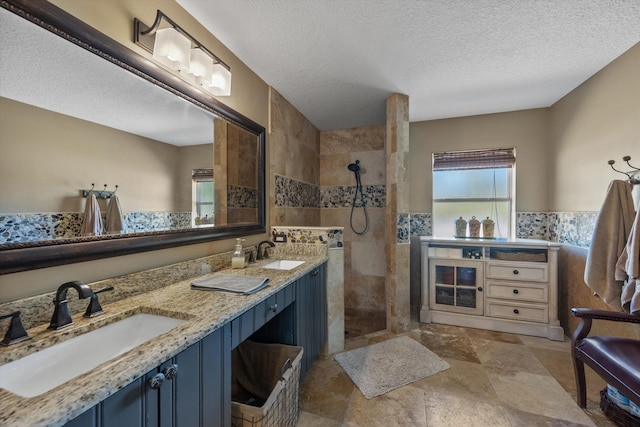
[134, 10, 232, 96]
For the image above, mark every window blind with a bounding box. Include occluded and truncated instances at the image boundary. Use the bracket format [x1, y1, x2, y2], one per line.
[192, 168, 213, 179]
[433, 148, 515, 171]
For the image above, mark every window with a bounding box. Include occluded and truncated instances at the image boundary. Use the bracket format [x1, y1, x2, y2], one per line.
[432, 148, 515, 238]
[192, 169, 214, 226]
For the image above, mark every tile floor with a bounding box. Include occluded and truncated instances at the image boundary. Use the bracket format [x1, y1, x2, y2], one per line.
[298, 322, 620, 427]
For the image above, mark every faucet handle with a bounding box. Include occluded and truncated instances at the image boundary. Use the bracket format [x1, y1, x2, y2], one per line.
[83, 286, 114, 318]
[1, 311, 31, 346]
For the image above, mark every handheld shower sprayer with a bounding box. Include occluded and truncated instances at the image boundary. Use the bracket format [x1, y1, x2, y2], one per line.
[348, 160, 369, 235]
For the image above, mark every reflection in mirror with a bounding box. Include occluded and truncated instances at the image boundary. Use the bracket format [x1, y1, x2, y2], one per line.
[0, 0, 265, 273]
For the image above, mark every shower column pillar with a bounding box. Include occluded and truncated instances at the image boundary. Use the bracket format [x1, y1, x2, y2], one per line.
[385, 93, 411, 333]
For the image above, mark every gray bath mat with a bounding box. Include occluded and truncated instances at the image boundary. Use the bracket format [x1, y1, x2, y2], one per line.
[334, 335, 450, 399]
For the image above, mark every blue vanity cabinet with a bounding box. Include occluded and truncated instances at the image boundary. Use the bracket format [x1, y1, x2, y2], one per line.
[63, 323, 231, 427]
[295, 263, 328, 377]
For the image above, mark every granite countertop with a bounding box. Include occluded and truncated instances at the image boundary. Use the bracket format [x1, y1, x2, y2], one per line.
[0, 254, 327, 427]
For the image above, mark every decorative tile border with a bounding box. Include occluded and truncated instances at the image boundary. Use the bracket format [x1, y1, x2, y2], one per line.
[396, 214, 410, 243]
[551, 212, 597, 248]
[320, 185, 386, 208]
[407, 211, 599, 248]
[271, 226, 344, 248]
[227, 185, 257, 208]
[409, 213, 432, 237]
[274, 175, 320, 208]
[0, 211, 192, 244]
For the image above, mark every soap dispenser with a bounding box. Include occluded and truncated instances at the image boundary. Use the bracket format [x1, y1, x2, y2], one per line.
[232, 238, 246, 269]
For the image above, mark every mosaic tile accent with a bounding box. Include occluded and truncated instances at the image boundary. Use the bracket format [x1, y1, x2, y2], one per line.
[0, 213, 82, 244]
[516, 212, 552, 240]
[0, 211, 193, 243]
[320, 185, 386, 208]
[551, 212, 597, 248]
[274, 175, 321, 208]
[409, 213, 432, 237]
[406, 211, 598, 248]
[397, 213, 410, 243]
[271, 226, 344, 248]
[227, 185, 257, 208]
[125, 211, 192, 232]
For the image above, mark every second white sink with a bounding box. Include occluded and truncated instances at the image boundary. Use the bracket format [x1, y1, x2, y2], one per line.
[0, 313, 185, 397]
[262, 260, 305, 270]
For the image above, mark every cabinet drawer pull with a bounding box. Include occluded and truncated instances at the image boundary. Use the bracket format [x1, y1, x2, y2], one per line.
[513, 309, 520, 314]
[270, 303, 278, 313]
[311, 270, 319, 276]
[163, 364, 178, 380]
[477, 287, 483, 292]
[148, 373, 166, 389]
[513, 270, 519, 275]
[513, 289, 519, 294]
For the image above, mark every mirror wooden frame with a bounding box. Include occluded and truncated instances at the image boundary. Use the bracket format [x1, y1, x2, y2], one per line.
[0, 0, 266, 274]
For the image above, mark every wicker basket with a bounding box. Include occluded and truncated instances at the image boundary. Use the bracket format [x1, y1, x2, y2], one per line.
[231, 342, 303, 427]
[600, 389, 640, 427]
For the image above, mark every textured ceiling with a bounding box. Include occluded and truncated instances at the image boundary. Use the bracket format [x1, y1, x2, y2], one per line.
[178, 0, 640, 131]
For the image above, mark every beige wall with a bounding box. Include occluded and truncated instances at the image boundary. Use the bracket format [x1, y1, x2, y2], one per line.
[0, 0, 270, 303]
[549, 42, 640, 212]
[0, 97, 180, 213]
[550, 43, 639, 339]
[409, 108, 550, 213]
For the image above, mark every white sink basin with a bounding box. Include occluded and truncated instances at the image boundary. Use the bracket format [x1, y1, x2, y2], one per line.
[0, 313, 185, 397]
[262, 260, 305, 270]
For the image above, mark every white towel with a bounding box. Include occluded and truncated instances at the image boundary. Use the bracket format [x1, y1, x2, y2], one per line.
[616, 205, 640, 313]
[106, 195, 124, 234]
[80, 194, 103, 237]
[584, 180, 635, 310]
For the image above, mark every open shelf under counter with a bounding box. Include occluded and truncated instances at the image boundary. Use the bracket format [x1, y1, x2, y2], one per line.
[420, 237, 564, 341]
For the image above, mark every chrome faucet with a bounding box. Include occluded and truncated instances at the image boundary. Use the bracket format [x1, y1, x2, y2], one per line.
[48, 281, 95, 330]
[256, 240, 275, 260]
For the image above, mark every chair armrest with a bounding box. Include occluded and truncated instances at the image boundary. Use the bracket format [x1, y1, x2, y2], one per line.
[571, 308, 640, 324]
[571, 308, 640, 346]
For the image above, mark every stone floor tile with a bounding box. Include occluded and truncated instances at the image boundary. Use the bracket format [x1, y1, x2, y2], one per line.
[472, 339, 551, 376]
[423, 390, 512, 427]
[503, 406, 601, 426]
[463, 326, 523, 344]
[488, 370, 596, 426]
[413, 358, 499, 403]
[297, 411, 342, 427]
[342, 384, 427, 427]
[299, 356, 354, 422]
[409, 327, 481, 364]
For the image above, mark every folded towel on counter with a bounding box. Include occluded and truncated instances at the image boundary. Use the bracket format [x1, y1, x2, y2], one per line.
[617, 205, 640, 313]
[191, 274, 269, 295]
[106, 194, 124, 234]
[80, 193, 103, 237]
[584, 180, 635, 310]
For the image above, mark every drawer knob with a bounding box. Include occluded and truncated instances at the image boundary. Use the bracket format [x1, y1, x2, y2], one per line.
[513, 309, 520, 314]
[270, 303, 278, 313]
[513, 270, 519, 275]
[513, 289, 519, 294]
[163, 364, 178, 380]
[148, 373, 165, 389]
[477, 287, 483, 292]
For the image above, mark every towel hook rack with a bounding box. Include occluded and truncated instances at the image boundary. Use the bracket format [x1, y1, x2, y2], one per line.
[609, 156, 640, 185]
[81, 183, 119, 199]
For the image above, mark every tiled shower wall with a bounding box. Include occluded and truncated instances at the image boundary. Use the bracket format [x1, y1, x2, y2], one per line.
[319, 125, 387, 316]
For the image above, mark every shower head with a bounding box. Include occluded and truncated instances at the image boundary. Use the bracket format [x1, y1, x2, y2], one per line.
[348, 160, 360, 172]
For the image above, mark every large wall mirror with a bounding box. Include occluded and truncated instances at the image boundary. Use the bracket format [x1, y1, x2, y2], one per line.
[0, 0, 266, 274]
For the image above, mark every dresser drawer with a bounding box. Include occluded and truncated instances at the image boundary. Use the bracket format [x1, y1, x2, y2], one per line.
[485, 280, 548, 303]
[486, 262, 548, 282]
[485, 300, 548, 323]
